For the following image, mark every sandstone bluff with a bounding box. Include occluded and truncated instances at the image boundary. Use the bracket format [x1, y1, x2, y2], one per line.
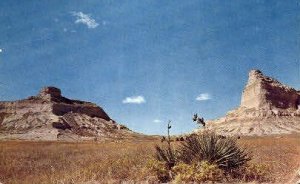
[0, 87, 143, 141]
[205, 70, 300, 136]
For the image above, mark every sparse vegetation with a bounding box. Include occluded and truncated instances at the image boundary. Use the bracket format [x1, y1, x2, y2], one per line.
[0, 134, 299, 183]
[0, 140, 159, 184]
[153, 131, 252, 182]
[146, 159, 170, 182]
[153, 116, 253, 183]
[172, 161, 224, 183]
[238, 162, 271, 182]
[154, 120, 177, 171]
[178, 131, 250, 171]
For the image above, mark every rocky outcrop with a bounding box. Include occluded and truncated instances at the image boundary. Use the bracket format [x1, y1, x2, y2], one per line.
[241, 70, 299, 110]
[38, 86, 111, 120]
[203, 70, 300, 136]
[0, 87, 139, 141]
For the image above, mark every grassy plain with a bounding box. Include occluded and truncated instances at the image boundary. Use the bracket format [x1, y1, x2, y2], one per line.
[0, 134, 299, 184]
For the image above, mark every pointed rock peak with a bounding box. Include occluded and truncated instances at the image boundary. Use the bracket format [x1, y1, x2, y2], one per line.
[39, 86, 62, 98]
[249, 69, 263, 78]
[247, 69, 264, 85]
[204, 69, 300, 136]
[242, 69, 299, 110]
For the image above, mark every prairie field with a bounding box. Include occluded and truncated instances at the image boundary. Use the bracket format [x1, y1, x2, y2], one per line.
[0, 134, 299, 184]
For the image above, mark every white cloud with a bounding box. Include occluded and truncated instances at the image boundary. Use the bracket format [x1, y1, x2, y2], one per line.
[71, 11, 99, 29]
[122, 96, 146, 104]
[196, 93, 212, 101]
[0, 49, 2, 53]
[153, 119, 162, 123]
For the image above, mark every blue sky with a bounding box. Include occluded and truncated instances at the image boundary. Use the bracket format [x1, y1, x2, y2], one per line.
[0, 1, 299, 135]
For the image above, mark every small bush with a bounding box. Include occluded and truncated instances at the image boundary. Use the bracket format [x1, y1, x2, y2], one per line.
[178, 131, 250, 171]
[145, 159, 170, 182]
[153, 131, 252, 182]
[172, 161, 224, 183]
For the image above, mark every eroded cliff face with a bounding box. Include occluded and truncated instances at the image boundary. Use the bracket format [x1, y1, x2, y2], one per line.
[0, 87, 137, 141]
[204, 70, 300, 136]
[241, 70, 299, 110]
[38, 87, 111, 120]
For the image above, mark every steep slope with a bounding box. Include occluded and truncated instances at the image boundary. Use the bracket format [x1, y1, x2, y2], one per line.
[204, 70, 300, 136]
[0, 87, 143, 141]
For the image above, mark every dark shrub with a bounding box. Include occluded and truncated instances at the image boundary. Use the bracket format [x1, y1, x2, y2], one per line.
[178, 131, 250, 171]
[154, 145, 177, 169]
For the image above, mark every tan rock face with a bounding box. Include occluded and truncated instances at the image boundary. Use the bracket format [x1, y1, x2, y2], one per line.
[0, 87, 136, 141]
[241, 70, 299, 110]
[203, 70, 300, 136]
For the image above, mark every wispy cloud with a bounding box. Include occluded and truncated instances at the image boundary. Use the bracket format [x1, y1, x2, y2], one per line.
[0, 48, 2, 53]
[153, 119, 162, 123]
[71, 11, 99, 29]
[196, 93, 212, 101]
[122, 96, 146, 104]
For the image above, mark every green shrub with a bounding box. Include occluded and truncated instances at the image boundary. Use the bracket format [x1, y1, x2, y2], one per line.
[153, 131, 252, 182]
[178, 131, 250, 171]
[172, 161, 224, 183]
[145, 159, 170, 183]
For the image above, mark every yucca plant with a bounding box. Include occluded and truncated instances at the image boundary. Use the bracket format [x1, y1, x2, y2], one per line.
[155, 120, 177, 169]
[155, 145, 177, 169]
[178, 131, 250, 171]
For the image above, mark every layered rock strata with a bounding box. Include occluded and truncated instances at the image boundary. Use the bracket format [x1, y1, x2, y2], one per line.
[0, 87, 137, 141]
[205, 70, 300, 136]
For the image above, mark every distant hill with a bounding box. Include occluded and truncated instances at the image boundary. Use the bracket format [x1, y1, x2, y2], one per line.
[202, 70, 300, 136]
[0, 87, 148, 141]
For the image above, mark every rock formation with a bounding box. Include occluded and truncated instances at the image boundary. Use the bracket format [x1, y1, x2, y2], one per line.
[0, 87, 142, 141]
[204, 70, 300, 136]
[241, 70, 299, 110]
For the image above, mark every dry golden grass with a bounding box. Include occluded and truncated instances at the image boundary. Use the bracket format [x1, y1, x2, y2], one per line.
[0, 134, 299, 183]
[0, 140, 159, 184]
[239, 134, 300, 183]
